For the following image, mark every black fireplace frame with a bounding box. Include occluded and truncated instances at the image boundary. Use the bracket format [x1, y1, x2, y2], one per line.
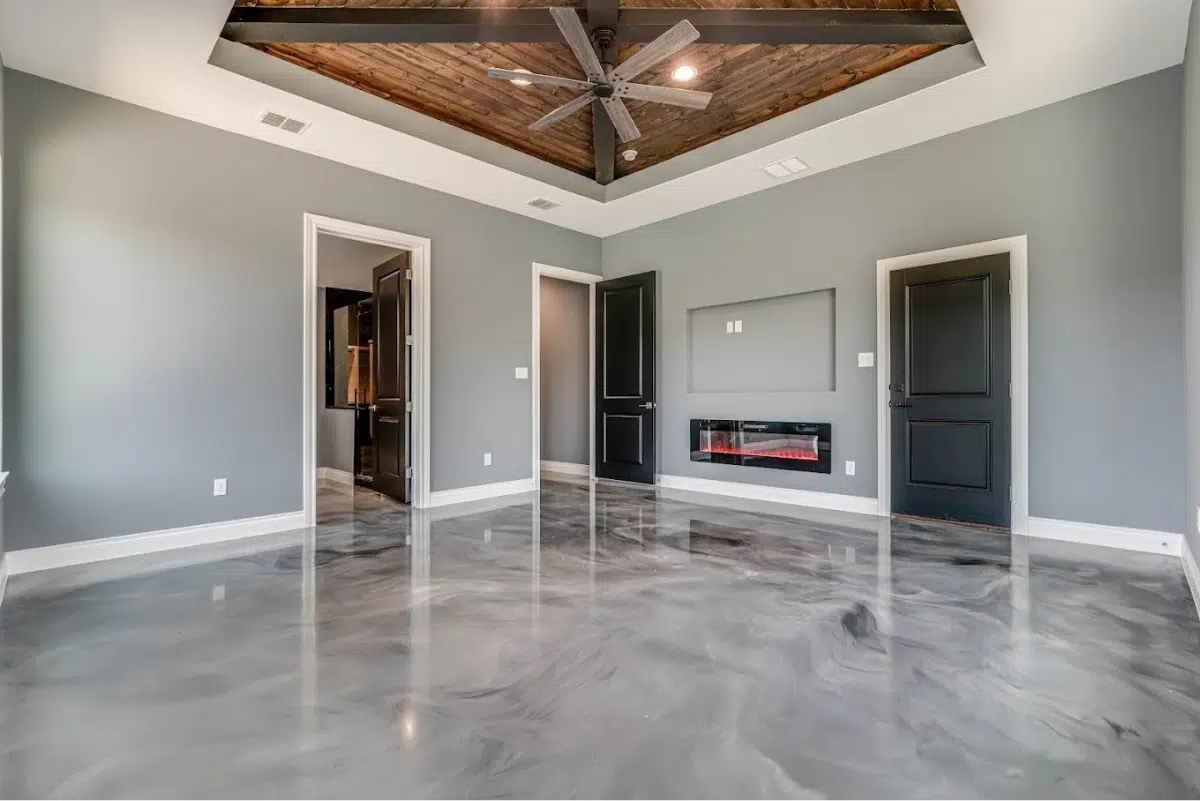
[690, 419, 832, 474]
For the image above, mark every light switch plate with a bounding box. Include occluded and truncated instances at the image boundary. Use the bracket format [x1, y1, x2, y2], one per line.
[725, 321, 734, 334]
[213, 478, 227, 497]
[484, 452, 492, 467]
[734, 320, 743, 333]
[514, 367, 529, 379]
[857, 352, 875, 368]
[845, 461, 856, 476]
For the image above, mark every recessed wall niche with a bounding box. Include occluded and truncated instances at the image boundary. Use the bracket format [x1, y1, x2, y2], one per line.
[687, 288, 835, 393]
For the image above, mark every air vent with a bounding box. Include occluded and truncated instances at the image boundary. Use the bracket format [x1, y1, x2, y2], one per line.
[526, 197, 559, 211]
[761, 156, 808, 179]
[258, 110, 311, 135]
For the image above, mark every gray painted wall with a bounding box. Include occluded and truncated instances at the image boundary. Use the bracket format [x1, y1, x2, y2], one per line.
[539, 276, 589, 466]
[1184, 5, 1200, 555]
[319, 410, 356, 474]
[2, 69, 600, 551]
[603, 66, 1186, 533]
[316, 288, 356, 474]
[0, 49, 5, 562]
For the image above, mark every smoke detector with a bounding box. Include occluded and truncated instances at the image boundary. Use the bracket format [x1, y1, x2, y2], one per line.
[258, 110, 311, 135]
[622, 149, 638, 162]
[526, 197, 559, 211]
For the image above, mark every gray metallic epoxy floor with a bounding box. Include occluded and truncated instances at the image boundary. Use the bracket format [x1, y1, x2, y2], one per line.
[1, 476, 1199, 798]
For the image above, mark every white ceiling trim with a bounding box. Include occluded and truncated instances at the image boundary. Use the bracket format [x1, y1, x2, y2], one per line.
[0, 0, 1190, 238]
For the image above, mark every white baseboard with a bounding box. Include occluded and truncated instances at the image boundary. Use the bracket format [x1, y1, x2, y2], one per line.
[5, 511, 307, 575]
[1182, 538, 1200, 622]
[1027, 516, 1182, 556]
[657, 474, 879, 516]
[428, 478, 538, 508]
[540, 460, 588, 477]
[317, 467, 355, 485]
[0, 555, 9, 612]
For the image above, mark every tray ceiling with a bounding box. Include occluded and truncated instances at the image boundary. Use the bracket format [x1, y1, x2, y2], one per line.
[233, 0, 959, 180]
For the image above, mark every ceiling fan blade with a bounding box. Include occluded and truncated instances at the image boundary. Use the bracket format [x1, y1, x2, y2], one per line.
[609, 20, 699, 84]
[486, 68, 595, 92]
[619, 83, 712, 110]
[530, 91, 596, 132]
[600, 96, 641, 142]
[549, 7, 606, 83]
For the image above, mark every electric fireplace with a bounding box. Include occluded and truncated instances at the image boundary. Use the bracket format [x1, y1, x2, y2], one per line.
[691, 419, 832, 474]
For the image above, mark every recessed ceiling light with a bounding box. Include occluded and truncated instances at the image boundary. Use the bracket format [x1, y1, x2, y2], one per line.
[622, 149, 638, 162]
[509, 68, 534, 86]
[671, 65, 698, 83]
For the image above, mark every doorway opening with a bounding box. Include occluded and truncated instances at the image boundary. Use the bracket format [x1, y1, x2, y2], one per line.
[875, 236, 1029, 535]
[532, 263, 600, 483]
[304, 215, 432, 525]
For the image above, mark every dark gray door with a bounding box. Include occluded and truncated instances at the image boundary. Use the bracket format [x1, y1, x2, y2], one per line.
[595, 271, 656, 484]
[372, 253, 411, 504]
[889, 254, 1011, 527]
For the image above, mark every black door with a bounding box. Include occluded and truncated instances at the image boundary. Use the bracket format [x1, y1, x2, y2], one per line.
[595, 271, 656, 484]
[372, 254, 411, 504]
[890, 254, 1010, 527]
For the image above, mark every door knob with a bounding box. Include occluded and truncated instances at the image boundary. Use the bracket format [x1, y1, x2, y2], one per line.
[369, 404, 379, 412]
[888, 401, 912, 408]
[639, 402, 656, 410]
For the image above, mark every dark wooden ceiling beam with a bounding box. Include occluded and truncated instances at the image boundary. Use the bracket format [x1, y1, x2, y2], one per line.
[588, 0, 618, 185]
[223, 8, 971, 47]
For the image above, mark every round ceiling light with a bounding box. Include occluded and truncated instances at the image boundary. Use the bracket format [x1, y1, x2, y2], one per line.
[671, 65, 698, 83]
[509, 68, 534, 86]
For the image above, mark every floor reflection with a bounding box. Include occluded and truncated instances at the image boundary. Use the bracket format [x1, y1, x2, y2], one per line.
[0, 476, 1197, 798]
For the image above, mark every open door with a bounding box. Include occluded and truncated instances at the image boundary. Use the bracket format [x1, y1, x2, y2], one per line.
[372, 253, 412, 504]
[595, 271, 657, 484]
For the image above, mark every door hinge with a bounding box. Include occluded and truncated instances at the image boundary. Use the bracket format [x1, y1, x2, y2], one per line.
[1009, 279, 1012, 295]
[405, 400, 413, 412]
[1009, 382, 1013, 398]
[405, 268, 413, 280]
[1009, 487, 1013, 504]
[405, 467, 414, 479]
[405, 334, 414, 346]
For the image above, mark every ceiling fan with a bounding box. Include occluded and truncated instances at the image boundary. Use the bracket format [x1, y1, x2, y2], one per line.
[485, 7, 713, 143]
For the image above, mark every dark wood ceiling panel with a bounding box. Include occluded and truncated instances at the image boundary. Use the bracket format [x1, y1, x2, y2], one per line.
[613, 40, 938, 176]
[237, 0, 959, 179]
[259, 41, 597, 172]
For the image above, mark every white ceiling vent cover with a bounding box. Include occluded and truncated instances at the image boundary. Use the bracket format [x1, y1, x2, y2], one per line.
[761, 156, 808, 179]
[258, 110, 311, 135]
[526, 197, 559, 211]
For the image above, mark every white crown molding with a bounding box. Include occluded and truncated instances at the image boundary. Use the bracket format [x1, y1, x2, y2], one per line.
[428, 478, 538, 508]
[4, 511, 306, 575]
[540, 460, 589, 477]
[657, 474, 879, 516]
[1026, 517, 1182, 556]
[1183, 538, 1200, 622]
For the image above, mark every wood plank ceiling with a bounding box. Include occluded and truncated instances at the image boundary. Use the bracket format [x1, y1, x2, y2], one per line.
[236, 1, 960, 179]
